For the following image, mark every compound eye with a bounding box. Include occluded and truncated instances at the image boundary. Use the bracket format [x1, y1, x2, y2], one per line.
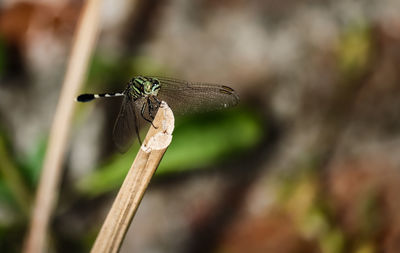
[153, 79, 159, 85]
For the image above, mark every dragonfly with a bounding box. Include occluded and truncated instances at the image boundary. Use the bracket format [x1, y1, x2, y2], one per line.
[77, 76, 240, 152]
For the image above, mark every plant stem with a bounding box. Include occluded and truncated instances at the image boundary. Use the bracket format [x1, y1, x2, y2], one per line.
[23, 1, 101, 252]
[91, 102, 174, 253]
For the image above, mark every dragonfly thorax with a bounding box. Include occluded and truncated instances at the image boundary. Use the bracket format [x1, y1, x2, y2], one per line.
[128, 77, 160, 98]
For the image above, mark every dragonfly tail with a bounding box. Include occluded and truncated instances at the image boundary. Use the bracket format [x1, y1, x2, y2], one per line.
[76, 93, 124, 102]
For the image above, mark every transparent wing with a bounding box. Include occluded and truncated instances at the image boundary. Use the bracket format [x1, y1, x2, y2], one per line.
[112, 96, 141, 152]
[151, 77, 239, 114]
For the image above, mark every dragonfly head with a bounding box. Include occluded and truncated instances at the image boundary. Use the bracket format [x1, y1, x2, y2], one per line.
[143, 81, 152, 94]
[144, 78, 160, 96]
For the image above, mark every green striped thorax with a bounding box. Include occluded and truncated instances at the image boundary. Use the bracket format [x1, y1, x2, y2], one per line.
[127, 76, 161, 99]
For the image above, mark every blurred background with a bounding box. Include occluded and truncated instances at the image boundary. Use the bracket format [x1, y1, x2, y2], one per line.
[1, 0, 400, 252]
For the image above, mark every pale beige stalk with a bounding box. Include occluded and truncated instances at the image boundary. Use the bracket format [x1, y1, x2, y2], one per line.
[23, 1, 102, 252]
[91, 102, 174, 253]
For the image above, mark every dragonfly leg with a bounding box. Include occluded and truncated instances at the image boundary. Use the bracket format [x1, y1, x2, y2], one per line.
[147, 98, 159, 128]
[147, 98, 155, 120]
[141, 100, 157, 128]
[135, 119, 142, 145]
[154, 96, 162, 106]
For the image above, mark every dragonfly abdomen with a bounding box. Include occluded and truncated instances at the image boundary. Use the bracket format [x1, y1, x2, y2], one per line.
[76, 92, 124, 102]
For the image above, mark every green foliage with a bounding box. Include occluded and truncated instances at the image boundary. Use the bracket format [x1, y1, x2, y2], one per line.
[277, 159, 384, 253]
[18, 137, 47, 187]
[277, 165, 346, 253]
[320, 228, 346, 253]
[129, 55, 168, 77]
[86, 54, 130, 90]
[158, 108, 262, 173]
[0, 181, 16, 214]
[353, 187, 382, 241]
[0, 222, 25, 253]
[337, 22, 372, 80]
[76, 107, 264, 196]
[0, 131, 33, 216]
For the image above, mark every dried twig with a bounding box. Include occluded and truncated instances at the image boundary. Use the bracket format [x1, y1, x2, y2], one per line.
[23, 1, 101, 252]
[91, 102, 174, 253]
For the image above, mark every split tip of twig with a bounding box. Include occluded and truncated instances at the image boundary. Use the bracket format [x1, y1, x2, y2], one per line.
[141, 101, 174, 152]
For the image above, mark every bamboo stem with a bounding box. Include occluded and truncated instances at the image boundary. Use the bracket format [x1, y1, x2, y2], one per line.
[23, 1, 101, 252]
[91, 102, 174, 253]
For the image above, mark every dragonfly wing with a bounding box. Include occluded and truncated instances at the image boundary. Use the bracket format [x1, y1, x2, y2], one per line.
[112, 96, 141, 152]
[153, 77, 239, 114]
